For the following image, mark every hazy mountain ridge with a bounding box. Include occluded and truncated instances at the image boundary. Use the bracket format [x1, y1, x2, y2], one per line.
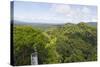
[13, 20, 97, 27]
[87, 22, 97, 26]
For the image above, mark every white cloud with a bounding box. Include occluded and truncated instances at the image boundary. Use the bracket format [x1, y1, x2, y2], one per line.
[14, 16, 27, 21]
[91, 17, 97, 22]
[50, 4, 88, 23]
[49, 4, 77, 22]
[82, 7, 91, 14]
[50, 4, 72, 15]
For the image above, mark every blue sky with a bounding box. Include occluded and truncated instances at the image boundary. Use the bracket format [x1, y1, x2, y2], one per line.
[13, 1, 97, 24]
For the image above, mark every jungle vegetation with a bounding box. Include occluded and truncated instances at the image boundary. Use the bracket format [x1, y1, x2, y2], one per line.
[13, 22, 97, 65]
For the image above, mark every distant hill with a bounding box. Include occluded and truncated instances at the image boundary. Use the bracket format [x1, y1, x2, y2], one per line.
[13, 20, 97, 28]
[87, 22, 97, 26]
[13, 20, 65, 29]
[13, 20, 65, 25]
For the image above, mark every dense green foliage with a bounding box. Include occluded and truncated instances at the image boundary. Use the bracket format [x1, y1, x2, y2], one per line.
[13, 22, 97, 65]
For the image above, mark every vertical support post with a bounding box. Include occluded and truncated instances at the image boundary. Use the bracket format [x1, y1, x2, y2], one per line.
[31, 52, 38, 65]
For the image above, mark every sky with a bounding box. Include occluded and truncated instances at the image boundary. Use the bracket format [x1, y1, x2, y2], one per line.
[13, 1, 97, 24]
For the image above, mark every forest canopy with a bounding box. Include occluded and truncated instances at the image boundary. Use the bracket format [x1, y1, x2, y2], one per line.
[13, 22, 97, 66]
